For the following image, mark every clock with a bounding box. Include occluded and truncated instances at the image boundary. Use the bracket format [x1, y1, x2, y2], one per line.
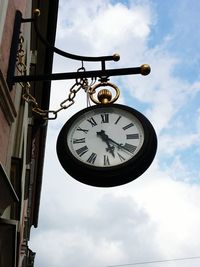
[56, 104, 157, 187]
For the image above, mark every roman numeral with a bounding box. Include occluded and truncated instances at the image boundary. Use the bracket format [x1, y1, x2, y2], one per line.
[73, 138, 86, 144]
[123, 143, 137, 154]
[101, 114, 109, 123]
[104, 155, 110, 166]
[115, 116, 121, 124]
[76, 146, 89, 157]
[87, 117, 97, 127]
[87, 153, 97, 164]
[117, 153, 126, 162]
[76, 127, 88, 134]
[123, 123, 134, 130]
[126, 134, 139, 139]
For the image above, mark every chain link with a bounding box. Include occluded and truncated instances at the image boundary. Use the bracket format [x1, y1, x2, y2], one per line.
[41, 81, 85, 120]
[16, 34, 91, 120]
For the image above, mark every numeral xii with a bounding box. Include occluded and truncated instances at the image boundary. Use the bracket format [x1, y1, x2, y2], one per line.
[101, 114, 109, 123]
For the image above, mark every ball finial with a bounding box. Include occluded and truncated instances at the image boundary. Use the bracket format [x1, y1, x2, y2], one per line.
[113, 53, 120, 62]
[33, 9, 41, 16]
[140, 64, 151, 75]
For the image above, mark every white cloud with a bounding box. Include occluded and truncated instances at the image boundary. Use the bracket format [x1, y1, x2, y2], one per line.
[53, 0, 154, 78]
[31, 151, 200, 267]
[159, 133, 199, 156]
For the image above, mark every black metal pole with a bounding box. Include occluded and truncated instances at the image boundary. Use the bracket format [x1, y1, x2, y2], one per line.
[12, 66, 148, 83]
[33, 12, 119, 63]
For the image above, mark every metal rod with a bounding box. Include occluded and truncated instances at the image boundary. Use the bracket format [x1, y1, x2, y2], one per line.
[21, 18, 34, 23]
[13, 67, 144, 83]
[33, 12, 119, 62]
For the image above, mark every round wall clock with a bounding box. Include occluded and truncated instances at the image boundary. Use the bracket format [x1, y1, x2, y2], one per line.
[56, 104, 157, 187]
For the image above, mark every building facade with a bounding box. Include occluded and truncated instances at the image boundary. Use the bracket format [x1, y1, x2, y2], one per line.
[0, 1, 59, 266]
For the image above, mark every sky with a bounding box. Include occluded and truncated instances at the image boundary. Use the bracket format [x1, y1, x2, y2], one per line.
[30, 0, 200, 266]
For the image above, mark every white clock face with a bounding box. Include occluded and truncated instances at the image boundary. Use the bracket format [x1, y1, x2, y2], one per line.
[67, 106, 144, 167]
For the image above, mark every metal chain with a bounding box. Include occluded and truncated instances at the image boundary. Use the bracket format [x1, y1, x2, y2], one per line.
[16, 35, 27, 75]
[40, 79, 88, 120]
[16, 34, 90, 120]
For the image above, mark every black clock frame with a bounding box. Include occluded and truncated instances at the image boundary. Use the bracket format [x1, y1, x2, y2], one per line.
[56, 104, 157, 187]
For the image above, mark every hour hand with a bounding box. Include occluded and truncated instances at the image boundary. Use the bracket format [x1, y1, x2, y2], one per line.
[97, 130, 115, 158]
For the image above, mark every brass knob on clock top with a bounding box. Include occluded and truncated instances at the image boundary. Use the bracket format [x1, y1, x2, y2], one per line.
[97, 89, 112, 104]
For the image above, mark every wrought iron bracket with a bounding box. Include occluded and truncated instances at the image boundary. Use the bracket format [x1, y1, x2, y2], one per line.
[7, 9, 151, 86]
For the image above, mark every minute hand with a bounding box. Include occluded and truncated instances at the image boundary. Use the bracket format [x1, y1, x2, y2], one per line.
[107, 137, 137, 154]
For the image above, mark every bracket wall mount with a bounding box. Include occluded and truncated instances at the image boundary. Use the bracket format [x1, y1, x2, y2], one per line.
[7, 9, 151, 86]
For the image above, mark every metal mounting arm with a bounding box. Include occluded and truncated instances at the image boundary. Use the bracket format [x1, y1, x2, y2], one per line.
[7, 9, 151, 86]
[32, 9, 120, 64]
[13, 65, 150, 83]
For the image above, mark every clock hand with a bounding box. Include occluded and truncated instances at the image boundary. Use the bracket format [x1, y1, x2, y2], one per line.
[97, 130, 136, 155]
[96, 130, 115, 158]
[106, 137, 135, 155]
